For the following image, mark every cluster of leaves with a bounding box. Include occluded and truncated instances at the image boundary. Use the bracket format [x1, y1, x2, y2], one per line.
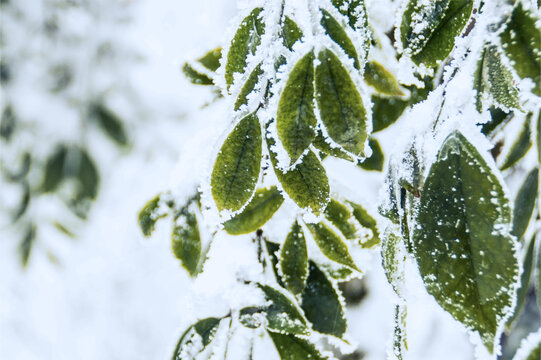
[141, 0, 540, 359]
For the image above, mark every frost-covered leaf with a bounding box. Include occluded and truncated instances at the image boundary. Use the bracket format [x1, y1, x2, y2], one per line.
[512, 329, 541, 360]
[211, 113, 262, 212]
[358, 137, 384, 172]
[19, 223, 36, 268]
[512, 168, 538, 240]
[239, 306, 265, 329]
[382, 229, 406, 298]
[171, 317, 221, 360]
[330, 0, 370, 57]
[225, 7, 264, 89]
[364, 61, 405, 96]
[89, 103, 128, 147]
[268, 331, 330, 360]
[234, 63, 263, 111]
[267, 131, 330, 214]
[276, 51, 316, 164]
[348, 200, 380, 248]
[500, 114, 533, 171]
[280, 220, 309, 295]
[223, 186, 284, 235]
[481, 107, 514, 136]
[474, 44, 521, 113]
[265, 239, 286, 288]
[320, 9, 360, 69]
[138, 195, 167, 237]
[400, 0, 473, 67]
[507, 235, 536, 328]
[324, 199, 357, 240]
[257, 284, 310, 335]
[392, 303, 408, 360]
[312, 130, 354, 162]
[500, 3, 541, 96]
[315, 49, 368, 157]
[281, 16, 303, 50]
[182, 63, 214, 86]
[307, 222, 359, 271]
[301, 262, 346, 337]
[172, 202, 201, 277]
[413, 131, 519, 353]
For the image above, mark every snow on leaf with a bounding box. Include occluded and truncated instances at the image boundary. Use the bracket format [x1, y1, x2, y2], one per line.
[276, 51, 317, 165]
[300, 261, 347, 337]
[413, 130, 519, 353]
[171, 317, 222, 360]
[500, 113, 533, 171]
[357, 137, 385, 172]
[348, 200, 381, 248]
[364, 61, 405, 97]
[511, 168, 538, 241]
[223, 186, 284, 235]
[225, 7, 264, 90]
[329, 0, 370, 59]
[382, 228, 407, 299]
[280, 220, 309, 296]
[391, 303, 408, 360]
[320, 8, 360, 70]
[171, 201, 201, 277]
[211, 113, 262, 212]
[312, 130, 354, 162]
[324, 198, 357, 240]
[138, 194, 167, 237]
[267, 331, 332, 360]
[307, 222, 360, 271]
[315, 48, 368, 158]
[234, 63, 263, 111]
[281, 16, 303, 51]
[512, 328, 541, 360]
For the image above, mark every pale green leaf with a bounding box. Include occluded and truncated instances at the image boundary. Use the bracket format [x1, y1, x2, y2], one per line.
[320, 9, 360, 69]
[267, 331, 330, 360]
[307, 222, 359, 271]
[280, 220, 309, 295]
[211, 113, 262, 212]
[364, 61, 405, 96]
[500, 114, 533, 171]
[413, 130, 519, 353]
[512, 168, 538, 240]
[172, 202, 201, 277]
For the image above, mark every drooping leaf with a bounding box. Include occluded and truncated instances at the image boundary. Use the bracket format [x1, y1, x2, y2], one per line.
[324, 198, 357, 240]
[234, 63, 263, 111]
[89, 103, 129, 146]
[364, 61, 405, 96]
[500, 3, 541, 96]
[348, 200, 380, 248]
[280, 220, 309, 295]
[507, 235, 536, 328]
[474, 44, 521, 113]
[301, 262, 346, 337]
[223, 186, 284, 235]
[138, 195, 167, 237]
[500, 114, 533, 171]
[512, 168, 538, 240]
[400, 0, 473, 67]
[315, 49, 368, 157]
[267, 331, 330, 360]
[257, 284, 310, 335]
[171, 317, 222, 360]
[307, 222, 359, 271]
[382, 229, 407, 298]
[320, 9, 360, 69]
[413, 130, 519, 353]
[225, 7, 264, 89]
[281, 16, 303, 50]
[19, 223, 36, 268]
[276, 51, 316, 164]
[171, 202, 201, 277]
[211, 113, 262, 212]
[329, 0, 370, 57]
[358, 137, 384, 172]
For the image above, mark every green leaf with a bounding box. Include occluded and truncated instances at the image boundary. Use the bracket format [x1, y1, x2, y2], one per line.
[234, 63, 263, 111]
[324, 198, 357, 240]
[392, 303, 408, 360]
[89, 104, 129, 146]
[500, 3, 541, 96]
[225, 7, 264, 89]
[538, 111, 541, 164]
[507, 235, 536, 328]
[182, 63, 214, 85]
[320, 9, 360, 69]
[301, 262, 346, 337]
[197, 47, 222, 72]
[41, 146, 67, 193]
[382, 229, 407, 298]
[312, 130, 353, 162]
[138, 195, 167, 237]
[171, 317, 221, 360]
[281, 16, 303, 50]
[267, 331, 330, 360]
[19, 224, 36, 268]
[512, 168, 538, 240]
[480, 107, 514, 136]
[0, 105, 15, 141]
[75, 149, 100, 201]
[257, 284, 310, 335]
[364, 61, 405, 96]
[348, 201, 380, 248]
[223, 186, 284, 235]
[329, 0, 370, 58]
[267, 131, 330, 215]
[211, 113, 262, 212]
[265, 239, 286, 288]
[413, 131, 519, 353]
[474, 44, 521, 113]
[307, 222, 359, 271]
[276, 51, 316, 164]
[500, 114, 533, 171]
[315, 49, 368, 157]
[400, 0, 473, 67]
[357, 137, 384, 172]
[280, 220, 309, 295]
[172, 202, 201, 277]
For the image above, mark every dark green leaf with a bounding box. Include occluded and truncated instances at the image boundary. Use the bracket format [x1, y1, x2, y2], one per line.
[500, 3, 541, 96]
[182, 63, 214, 85]
[41, 146, 67, 193]
[75, 149, 99, 201]
[400, 0, 473, 67]
[500, 114, 533, 171]
[0, 105, 15, 141]
[320, 9, 360, 69]
[280, 220, 309, 295]
[301, 262, 346, 337]
[276, 51, 316, 164]
[324, 199, 357, 240]
[480, 107, 514, 136]
[267, 331, 329, 360]
[13, 182, 30, 222]
[413, 131, 519, 353]
[239, 306, 265, 328]
[307, 222, 359, 271]
[512, 168, 538, 240]
[138, 195, 167, 237]
[197, 47, 222, 72]
[19, 224, 36, 268]
[225, 7, 264, 89]
[223, 186, 284, 235]
[281, 16, 303, 50]
[89, 104, 128, 146]
[364, 61, 405, 96]
[358, 137, 384, 172]
[211, 113, 262, 212]
[234, 63, 263, 111]
[265, 239, 286, 288]
[348, 200, 380, 248]
[172, 202, 201, 277]
[315, 49, 368, 157]
[257, 284, 310, 335]
[171, 317, 221, 360]
[507, 235, 536, 328]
